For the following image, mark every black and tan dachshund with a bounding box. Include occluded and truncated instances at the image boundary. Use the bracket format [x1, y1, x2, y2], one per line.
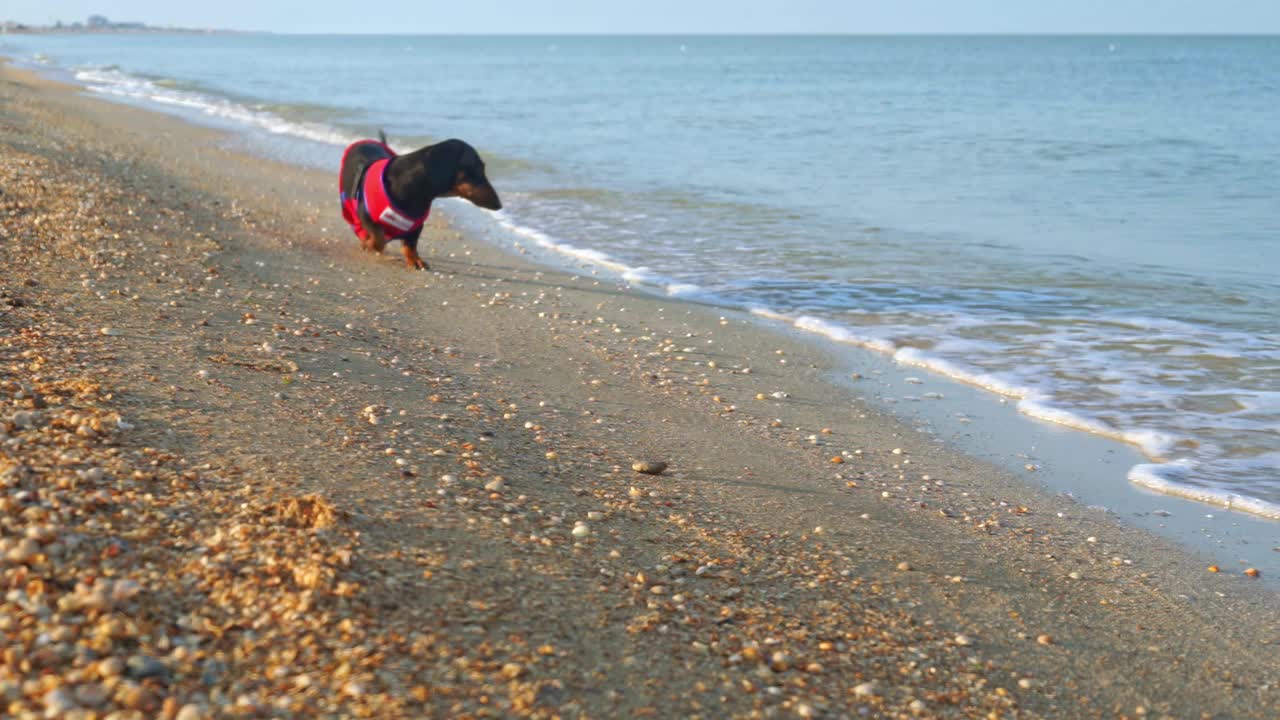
[339, 132, 501, 269]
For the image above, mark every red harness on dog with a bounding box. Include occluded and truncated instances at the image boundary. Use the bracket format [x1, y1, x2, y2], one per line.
[339, 140, 429, 241]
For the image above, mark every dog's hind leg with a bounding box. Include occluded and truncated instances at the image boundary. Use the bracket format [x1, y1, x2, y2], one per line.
[400, 228, 429, 270]
[357, 214, 386, 253]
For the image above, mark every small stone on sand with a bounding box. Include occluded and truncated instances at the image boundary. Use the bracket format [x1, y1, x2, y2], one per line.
[632, 460, 668, 475]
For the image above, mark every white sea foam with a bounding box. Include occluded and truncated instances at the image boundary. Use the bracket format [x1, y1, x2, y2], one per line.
[754, 309, 1202, 466]
[1128, 461, 1280, 520]
[894, 347, 1030, 398]
[73, 67, 354, 148]
[493, 214, 710, 302]
[785, 314, 897, 354]
[494, 214, 630, 273]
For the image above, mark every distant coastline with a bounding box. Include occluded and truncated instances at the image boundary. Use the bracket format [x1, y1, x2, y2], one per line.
[1, 14, 247, 35]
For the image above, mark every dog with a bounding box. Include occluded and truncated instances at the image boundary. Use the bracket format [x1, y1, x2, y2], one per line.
[339, 132, 501, 269]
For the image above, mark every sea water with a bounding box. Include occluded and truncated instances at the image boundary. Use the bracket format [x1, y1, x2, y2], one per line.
[4, 33, 1278, 516]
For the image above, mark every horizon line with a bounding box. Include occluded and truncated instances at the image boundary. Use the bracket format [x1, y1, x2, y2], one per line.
[217, 30, 1280, 37]
[9, 26, 1280, 38]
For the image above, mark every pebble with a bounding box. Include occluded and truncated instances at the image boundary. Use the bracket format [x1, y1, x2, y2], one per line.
[115, 681, 152, 710]
[572, 524, 591, 538]
[98, 657, 125, 678]
[852, 681, 878, 697]
[43, 688, 78, 716]
[632, 460, 668, 475]
[484, 477, 506, 492]
[6, 537, 40, 563]
[200, 658, 227, 686]
[73, 682, 109, 707]
[954, 634, 975, 646]
[896, 561, 912, 571]
[1036, 634, 1054, 646]
[126, 654, 170, 681]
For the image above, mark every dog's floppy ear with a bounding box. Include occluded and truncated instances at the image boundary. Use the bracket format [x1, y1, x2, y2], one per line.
[423, 140, 464, 194]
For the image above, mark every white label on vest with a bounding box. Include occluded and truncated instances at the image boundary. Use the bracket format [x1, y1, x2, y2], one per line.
[379, 207, 416, 232]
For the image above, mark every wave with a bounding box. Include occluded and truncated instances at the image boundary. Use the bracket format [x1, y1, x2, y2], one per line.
[1129, 461, 1280, 520]
[73, 66, 357, 148]
[492, 213, 711, 300]
[751, 308, 1280, 521]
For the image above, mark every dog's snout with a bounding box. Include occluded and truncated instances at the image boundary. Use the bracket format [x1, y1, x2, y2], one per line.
[461, 182, 502, 211]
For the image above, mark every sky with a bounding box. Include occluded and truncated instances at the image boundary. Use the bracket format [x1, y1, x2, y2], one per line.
[6, 1, 1280, 35]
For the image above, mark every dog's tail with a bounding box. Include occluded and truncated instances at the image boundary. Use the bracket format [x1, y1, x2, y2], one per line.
[378, 129, 388, 145]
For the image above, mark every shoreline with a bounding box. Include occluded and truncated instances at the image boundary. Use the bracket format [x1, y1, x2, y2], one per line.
[3, 60, 1279, 717]
[5, 44, 1278, 538]
[435, 107, 1280, 576]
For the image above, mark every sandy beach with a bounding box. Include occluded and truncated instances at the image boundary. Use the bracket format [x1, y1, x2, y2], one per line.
[2, 61, 1279, 719]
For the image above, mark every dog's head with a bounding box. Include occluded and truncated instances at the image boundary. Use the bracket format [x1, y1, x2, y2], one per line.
[427, 139, 502, 211]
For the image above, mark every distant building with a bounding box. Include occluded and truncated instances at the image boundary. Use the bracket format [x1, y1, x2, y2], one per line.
[83, 15, 147, 31]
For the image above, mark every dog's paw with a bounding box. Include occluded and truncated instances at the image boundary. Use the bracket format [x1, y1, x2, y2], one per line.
[406, 257, 430, 271]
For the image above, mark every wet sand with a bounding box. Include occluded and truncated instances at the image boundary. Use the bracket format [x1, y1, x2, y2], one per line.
[2, 62, 1279, 718]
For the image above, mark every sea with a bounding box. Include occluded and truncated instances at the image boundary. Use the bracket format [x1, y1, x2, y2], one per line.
[4, 33, 1278, 517]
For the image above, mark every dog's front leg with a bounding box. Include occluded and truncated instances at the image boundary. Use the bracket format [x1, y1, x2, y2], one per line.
[400, 228, 429, 270]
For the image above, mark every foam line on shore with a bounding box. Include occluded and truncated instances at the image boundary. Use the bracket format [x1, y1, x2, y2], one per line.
[1129, 462, 1280, 520]
[747, 308, 1280, 518]
[493, 213, 711, 299]
[74, 66, 355, 147]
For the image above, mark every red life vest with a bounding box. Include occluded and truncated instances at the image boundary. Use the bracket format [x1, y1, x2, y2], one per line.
[339, 141, 429, 241]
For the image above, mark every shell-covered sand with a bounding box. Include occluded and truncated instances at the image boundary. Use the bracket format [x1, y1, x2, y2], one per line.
[2, 63, 1278, 719]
